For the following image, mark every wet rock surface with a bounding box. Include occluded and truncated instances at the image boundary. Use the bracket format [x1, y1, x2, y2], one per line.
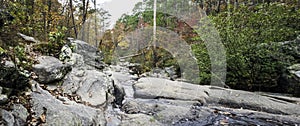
[1, 39, 299, 125]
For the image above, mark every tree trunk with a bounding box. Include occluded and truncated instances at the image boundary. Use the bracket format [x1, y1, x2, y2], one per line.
[66, 11, 71, 37]
[82, 0, 86, 21]
[82, 0, 89, 24]
[87, 18, 91, 43]
[43, 12, 47, 40]
[81, 0, 89, 42]
[70, 0, 77, 38]
[217, 0, 221, 13]
[81, 0, 86, 40]
[47, 0, 52, 33]
[94, 0, 97, 47]
[153, 0, 158, 67]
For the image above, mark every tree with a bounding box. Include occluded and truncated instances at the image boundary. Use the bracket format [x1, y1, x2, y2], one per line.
[209, 3, 300, 91]
[77, 6, 111, 47]
[69, 0, 77, 38]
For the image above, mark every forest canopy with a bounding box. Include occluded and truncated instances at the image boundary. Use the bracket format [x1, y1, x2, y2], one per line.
[0, 0, 300, 95]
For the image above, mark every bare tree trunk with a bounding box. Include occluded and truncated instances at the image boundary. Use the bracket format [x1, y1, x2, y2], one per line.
[87, 18, 91, 43]
[81, 0, 89, 42]
[217, 0, 221, 13]
[82, 0, 86, 20]
[47, 0, 52, 33]
[81, 0, 86, 40]
[66, 11, 71, 37]
[94, 0, 98, 47]
[42, 12, 47, 40]
[153, 0, 156, 48]
[30, 0, 35, 36]
[82, 0, 89, 24]
[70, 0, 77, 38]
[153, 0, 158, 67]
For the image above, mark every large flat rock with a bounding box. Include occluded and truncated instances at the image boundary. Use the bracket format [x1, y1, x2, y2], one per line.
[133, 77, 300, 116]
[62, 67, 113, 107]
[121, 98, 207, 124]
[133, 77, 208, 103]
[120, 98, 300, 125]
[206, 87, 300, 115]
[120, 113, 163, 126]
[31, 82, 106, 126]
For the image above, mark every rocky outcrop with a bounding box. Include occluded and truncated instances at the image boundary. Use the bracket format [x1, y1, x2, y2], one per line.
[112, 67, 300, 125]
[133, 77, 208, 103]
[60, 39, 113, 107]
[30, 81, 106, 126]
[0, 104, 28, 126]
[120, 98, 300, 125]
[0, 60, 29, 90]
[2, 38, 110, 125]
[68, 39, 105, 69]
[1, 38, 300, 125]
[133, 77, 300, 115]
[62, 67, 113, 107]
[33, 56, 70, 84]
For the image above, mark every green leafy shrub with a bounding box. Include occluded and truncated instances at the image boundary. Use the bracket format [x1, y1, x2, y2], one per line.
[191, 43, 211, 84]
[13, 45, 34, 70]
[33, 27, 67, 58]
[194, 3, 300, 91]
